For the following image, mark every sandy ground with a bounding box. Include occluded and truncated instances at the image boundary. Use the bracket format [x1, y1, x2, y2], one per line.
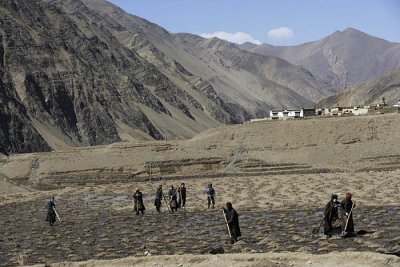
[1, 114, 399, 266]
[26, 252, 400, 267]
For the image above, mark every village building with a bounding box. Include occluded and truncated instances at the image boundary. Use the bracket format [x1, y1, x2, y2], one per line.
[318, 106, 369, 116]
[393, 100, 400, 113]
[269, 108, 315, 120]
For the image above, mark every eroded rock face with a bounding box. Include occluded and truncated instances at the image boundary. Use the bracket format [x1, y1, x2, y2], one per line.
[0, 0, 168, 149]
[0, 0, 345, 154]
[0, 0, 241, 153]
[77, 0, 335, 117]
[0, 78, 51, 155]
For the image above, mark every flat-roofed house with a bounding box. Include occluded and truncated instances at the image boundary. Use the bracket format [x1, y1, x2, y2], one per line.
[269, 108, 315, 120]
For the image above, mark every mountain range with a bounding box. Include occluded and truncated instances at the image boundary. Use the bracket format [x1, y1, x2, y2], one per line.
[240, 28, 400, 89]
[317, 68, 400, 107]
[0, 0, 399, 155]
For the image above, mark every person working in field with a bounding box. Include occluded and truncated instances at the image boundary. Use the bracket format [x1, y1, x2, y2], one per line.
[45, 196, 56, 226]
[223, 202, 241, 244]
[154, 185, 163, 213]
[177, 183, 187, 210]
[340, 192, 355, 237]
[133, 188, 145, 215]
[168, 185, 178, 212]
[205, 183, 215, 209]
[323, 194, 340, 237]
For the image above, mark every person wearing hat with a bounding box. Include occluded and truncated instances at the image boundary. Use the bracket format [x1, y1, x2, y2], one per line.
[323, 194, 340, 237]
[133, 188, 145, 215]
[204, 183, 215, 209]
[340, 192, 355, 236]
[223, 202, 241, 244]
[154, 185, 163, 213]
[45, 196, 56, 226]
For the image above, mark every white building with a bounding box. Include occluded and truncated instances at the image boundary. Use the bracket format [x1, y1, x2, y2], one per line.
[342, 106, 369, 116]
[393, 100, 400, 113]
[269, 108, 314, 120]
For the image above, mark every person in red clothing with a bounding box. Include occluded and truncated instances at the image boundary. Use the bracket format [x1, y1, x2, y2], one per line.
[340, 192, 355, 237]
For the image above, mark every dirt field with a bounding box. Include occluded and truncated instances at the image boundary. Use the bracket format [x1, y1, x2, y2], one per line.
[0, 114, 399, 266]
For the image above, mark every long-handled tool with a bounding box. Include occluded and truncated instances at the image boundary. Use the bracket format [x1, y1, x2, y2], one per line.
[222, 209, 231, 238]
[53, 208, 61, 223]
[341, 202, 355, 236]
[312, 204, 333, 234]
[178, 188, 182, 209]
[312, 217, 325, 235]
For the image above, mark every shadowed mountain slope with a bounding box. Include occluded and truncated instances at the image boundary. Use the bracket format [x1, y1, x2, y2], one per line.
[0, 0, 336, 154]
[76, 0, 334, 113]
[1, 0, 243, 153]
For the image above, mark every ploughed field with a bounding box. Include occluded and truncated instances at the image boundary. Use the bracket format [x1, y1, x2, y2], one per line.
[0, 187, 399, 266]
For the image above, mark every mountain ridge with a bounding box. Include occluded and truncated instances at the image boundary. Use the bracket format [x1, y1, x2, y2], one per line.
[80, 0, 334, 108]
[240, 28, 400, 89]
[317, 68, 400, 107]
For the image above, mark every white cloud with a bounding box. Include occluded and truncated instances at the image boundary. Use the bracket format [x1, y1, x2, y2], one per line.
[267, 27, 294, 40]
[200, 31, 262, 45]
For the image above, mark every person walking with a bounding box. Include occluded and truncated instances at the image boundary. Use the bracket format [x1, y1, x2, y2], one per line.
[223, 202, 241, 244]
[178, 183, 187, 210]
[154, 185, 163, 213]
[45, 196, 56, 226]
[168, 185, 178, 212]
[205, 183, 215, 209]
[133, 188, 145, 215]
[323, 194, 340, 237]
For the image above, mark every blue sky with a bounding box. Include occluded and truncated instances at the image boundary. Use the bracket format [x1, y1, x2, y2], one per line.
[107, 0, 400, 46]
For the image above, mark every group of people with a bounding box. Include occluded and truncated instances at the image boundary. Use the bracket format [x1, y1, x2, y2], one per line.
[323, 192, 355, 237]
[134, 183, 189, 215]
[45, 186, 356, 243]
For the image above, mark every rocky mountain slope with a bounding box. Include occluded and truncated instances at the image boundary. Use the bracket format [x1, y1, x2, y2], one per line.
[317, 68, 400, 107]
[72, 0, 334, 112]
[0, 0, 239, 153]
[0, 0, 336, 154]
[240, 28, 400, 89]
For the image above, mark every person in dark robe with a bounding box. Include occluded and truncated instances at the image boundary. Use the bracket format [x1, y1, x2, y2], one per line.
[168, 185, 178, 212]
[323, 194, 340, 237]
[154, 185, 163, 213]
[205, 183, 215, 209]
[223, 202, 241, 244]
[133, 188, 145, 215]
[340, 192, 355, 236]
[178, 183, 187, 210]
[45, 196, 56, 226]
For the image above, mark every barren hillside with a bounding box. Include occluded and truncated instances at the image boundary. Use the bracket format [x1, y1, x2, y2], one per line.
[1, 114, 398, 189]
[318, 68, 400, 107]
[0, 0, 337, 154]
[76, 0, 334, 112]
[240, 28, 400, 89]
